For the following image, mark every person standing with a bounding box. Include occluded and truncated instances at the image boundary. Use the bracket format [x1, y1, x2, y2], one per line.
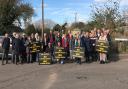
[43, 33, 49, 53]
[74, 35, 81, 64]
[55, 33, 62, 46]
[30, 33, 36, 42]
[98, 32, 108, 64]
[21, 33, 27, 63]
[96, 29, 101, 39]
[46, 43, 54, 63]
[2, 33, 10, 65]
[26, 36, 32, 63]
[35, 33, 41, 62]
[68, 33, 74, 60]
[48, 31, 55, 48]
[106, 29, 111, 61]
[11, 32, 16, 63]
[30, 33, 36, 62]
[13, 34, 22, 65]
[84, 32, 91, 63]
[62, 34, 69, 61]
[90, 31, 97, 61]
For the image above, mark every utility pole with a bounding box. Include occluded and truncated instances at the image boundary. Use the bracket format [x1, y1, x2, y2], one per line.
[75, 12, 77, 23]
[42, 0, 44, 40]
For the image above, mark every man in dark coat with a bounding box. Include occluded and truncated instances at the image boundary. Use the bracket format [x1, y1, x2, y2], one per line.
[21, 33, 28, 63]
[13, 34, 23, 64]
[2, 33, 10, 65]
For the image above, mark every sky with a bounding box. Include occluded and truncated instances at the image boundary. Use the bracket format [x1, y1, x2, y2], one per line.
[30, 0, 128, 24]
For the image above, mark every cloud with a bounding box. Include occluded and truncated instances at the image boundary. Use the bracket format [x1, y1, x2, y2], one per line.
[49, 7, 87, 23]
[94, 0, 128, 6]
[94, 0, 107, 2]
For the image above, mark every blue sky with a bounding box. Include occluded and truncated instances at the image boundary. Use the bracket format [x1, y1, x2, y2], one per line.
[31, 0, 128, 24]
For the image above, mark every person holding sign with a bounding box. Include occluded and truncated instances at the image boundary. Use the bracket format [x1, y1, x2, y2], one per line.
[55, 42, 65, 64]
[39, 43, 52, 65]
[98, 32, 108, 64]
[45, 43, 54, 63]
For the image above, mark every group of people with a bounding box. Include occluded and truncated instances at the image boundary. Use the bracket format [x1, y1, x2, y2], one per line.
[1, 28, 111, 65]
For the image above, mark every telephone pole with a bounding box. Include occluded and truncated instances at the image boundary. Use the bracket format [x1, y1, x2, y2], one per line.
[75, 12, 77, 23]
[42, 0, 44, 39]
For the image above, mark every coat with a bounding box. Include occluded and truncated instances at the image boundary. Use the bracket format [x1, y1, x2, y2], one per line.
[2, 37, 10, 50]
[13, 38, 24, 55]
[84, 37, 91, 52]
[62, 37, 69, 48]
[48, 34, 55, 44]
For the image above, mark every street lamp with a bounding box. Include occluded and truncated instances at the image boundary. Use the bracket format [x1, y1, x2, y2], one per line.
[42, 0, 44, 40]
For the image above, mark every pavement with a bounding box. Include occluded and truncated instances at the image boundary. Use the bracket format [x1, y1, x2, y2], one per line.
[0, 55, 128, 89]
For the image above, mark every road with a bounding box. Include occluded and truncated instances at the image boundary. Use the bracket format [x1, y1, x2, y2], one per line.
[0, 60, 128, 89]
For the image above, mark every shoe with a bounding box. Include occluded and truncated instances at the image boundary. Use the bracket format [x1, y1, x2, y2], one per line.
[100, 61, 104, 64]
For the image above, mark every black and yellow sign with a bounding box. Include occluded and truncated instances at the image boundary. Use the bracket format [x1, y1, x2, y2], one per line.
[55, 47, 65, 61]
[73, 47, 84, 58]
[39, 53, 51, 65]
[96, 41, 109, 53]
[29, 42, 42, 53]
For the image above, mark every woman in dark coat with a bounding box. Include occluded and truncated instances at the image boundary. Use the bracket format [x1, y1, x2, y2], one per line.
[84, 32, 92, 63]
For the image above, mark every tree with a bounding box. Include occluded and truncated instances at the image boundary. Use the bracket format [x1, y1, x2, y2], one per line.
[0, 0, 34, 34]
[53, 24, 61, 32]
[71, 22, 85, 29]
[44, 28, 51, 34]
[53, 23, 68, 34]
[24, 24, 36, 35]
[91, 0, 124, 29]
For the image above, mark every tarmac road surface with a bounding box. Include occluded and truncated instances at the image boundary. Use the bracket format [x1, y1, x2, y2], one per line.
[0, 60, 128, 89]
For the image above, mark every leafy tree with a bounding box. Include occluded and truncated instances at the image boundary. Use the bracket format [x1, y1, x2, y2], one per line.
[24, 24, 36, 35]
[44, 28, 51, 34]
[0, 0, 34, 34]
[71, 22, 85, 29]
[91, 0, 124, 29]
[53, 24, 61, 32]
